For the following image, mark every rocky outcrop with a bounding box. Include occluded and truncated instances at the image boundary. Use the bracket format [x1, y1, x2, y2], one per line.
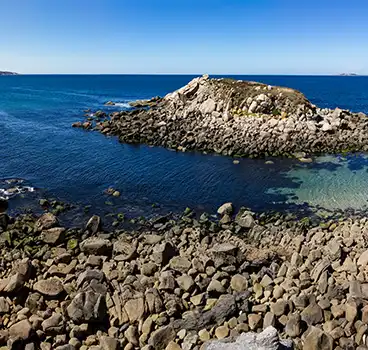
[75, 74, 368, 157]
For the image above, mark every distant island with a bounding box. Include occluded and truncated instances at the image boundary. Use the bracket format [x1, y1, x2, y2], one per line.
[339, 72, 358, 76]
[0, 71, 18, 76]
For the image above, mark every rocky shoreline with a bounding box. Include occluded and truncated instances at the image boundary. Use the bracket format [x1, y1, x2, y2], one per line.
[1, 203, 368, 349]
[73, 75, 368, 158]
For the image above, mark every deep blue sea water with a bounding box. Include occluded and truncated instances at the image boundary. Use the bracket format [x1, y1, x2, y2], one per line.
[1, 75, 368, 223]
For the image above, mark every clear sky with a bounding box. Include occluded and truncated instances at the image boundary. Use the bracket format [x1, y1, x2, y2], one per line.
[0, 0, 367, 74]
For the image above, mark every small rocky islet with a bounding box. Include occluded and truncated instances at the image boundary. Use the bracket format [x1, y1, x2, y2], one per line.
[73, 74, 368, 158]
[1, 203, 368, 349]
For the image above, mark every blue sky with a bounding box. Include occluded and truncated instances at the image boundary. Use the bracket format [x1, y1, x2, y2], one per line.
[0, 0, 367, 74]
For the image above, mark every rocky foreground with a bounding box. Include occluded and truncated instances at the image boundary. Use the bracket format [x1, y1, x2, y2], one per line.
[1, 204, 368, 349]
[74, 75, 368, 157]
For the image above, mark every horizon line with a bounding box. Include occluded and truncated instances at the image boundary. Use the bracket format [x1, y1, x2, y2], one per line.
[2, 73, 367, 76]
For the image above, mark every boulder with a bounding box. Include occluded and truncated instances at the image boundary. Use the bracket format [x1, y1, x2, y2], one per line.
[85, 215, 101, 234]
[33, 278, 64, 297]
[41, 227, 65, 245]
[203, 326, 293, 350]
[35, 213, 58, 231]
[67, 291, 106, 324]
[217, 203, 233, 216]
[80, 238, 112, 256]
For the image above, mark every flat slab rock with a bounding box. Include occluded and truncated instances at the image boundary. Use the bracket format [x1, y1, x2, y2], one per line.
[203, 326, 293, 350]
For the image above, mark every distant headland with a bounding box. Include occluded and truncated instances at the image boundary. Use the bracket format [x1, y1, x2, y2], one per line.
[339, 72, 358, 76]
[0, 71, 18, 76]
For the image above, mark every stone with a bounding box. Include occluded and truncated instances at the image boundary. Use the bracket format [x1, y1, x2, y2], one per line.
[80, 238, 112, 256]
[215, 325, 229, 339]
[124, 325, 139, 346]
[358, 249, 368, 267]
[285, 313, 301, 337]
[113, 240, 137, 261]
[207, 280, 225, 294]
[33, 278, 64, 297]
[85, 215, 101, 234]
[301, 302, 323, 325]
[159, 271, 176, 291]
[76, 269, 104, 287]
[217, 203, 233, 216]
[141, 263, 158, 276]
[152, 242, 177, 265]
[248, 314, 262, 330]
[263, 312, 276, 329]
[9, 319, 32, 341]
[270, 300, 287, 317]
[203, 326, 292, 350]
[0, 297, 9, 314]
[100, 336, 120, 350]
[149, 325, 176, 350]
[169, 256, 191, 273]
[230, 275, 248, 292]
[67, 291, 106, 324]
[41, 313, 63, 335]
[176, 275, 195, 292]
[41, 227, 65, 245]
[345, 301, 357, 322]
[303, 326, 333, 350]
[124, 297, 145, 322]
[260, 274, 273, 288]
[235, 209, 255, 229]
[35, 213, 58, 231]
[198, 329, 210, 342]
[165, 342, 182, 350]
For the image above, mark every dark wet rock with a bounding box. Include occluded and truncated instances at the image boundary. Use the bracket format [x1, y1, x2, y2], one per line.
[85, 215, 101, 234]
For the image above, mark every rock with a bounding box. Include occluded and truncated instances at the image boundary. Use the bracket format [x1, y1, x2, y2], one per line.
[285, 313, 301, 337]
[217, 203, 233, 216]
[176, 275, 195, 292]
[124, 297, 145, 323]
[270, 300, 287, 317]
[169, 256, 191, 273]
[166, 341, 182, 350]
[159, 271, 176, 291]
[358, 249, 368, 267]
[113, 240, 137, 261]
[303, 326, 333, 350]
[100, 336, 119, 350]
[207, 280, 225, 294]
[41, 313, 63, 335]
[35, 213, 58, 231]
[9, 319, 32, 341]
[215, 325, 229, 339]
[141, 262, 158, 276]
[235, 209, 255, 229]
[80, 238, 112, 256]
[0, 273, 27, 293]
[149, 325, 176, 350]
[41, 227, 65, 245]
[76, 269, 104, 288]
[152, 242, 177, 265]
[85, 215, 101, 234]
[0, 297, 9, 314]
[230, 275, 248, 292]
[301, 302, 323, 325]
[67, 291, 106, 324]
[203, 326, 292, 350]
[248, 314, 262, 330]
[33, 278, 64, 297]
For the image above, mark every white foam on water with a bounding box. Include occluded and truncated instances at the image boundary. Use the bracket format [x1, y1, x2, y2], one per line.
[111, 102, 132, 108]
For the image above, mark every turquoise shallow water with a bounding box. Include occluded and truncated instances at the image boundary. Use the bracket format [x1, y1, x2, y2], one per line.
[1, 75, 368, 220]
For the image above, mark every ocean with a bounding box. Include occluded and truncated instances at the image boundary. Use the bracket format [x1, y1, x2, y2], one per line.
[1, 75, 368, 223]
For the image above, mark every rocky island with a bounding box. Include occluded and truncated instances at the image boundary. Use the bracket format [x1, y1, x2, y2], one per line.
[74, 75, 368, 158]
[0, 71, 18, 76]
[2, 202, 368, 349]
